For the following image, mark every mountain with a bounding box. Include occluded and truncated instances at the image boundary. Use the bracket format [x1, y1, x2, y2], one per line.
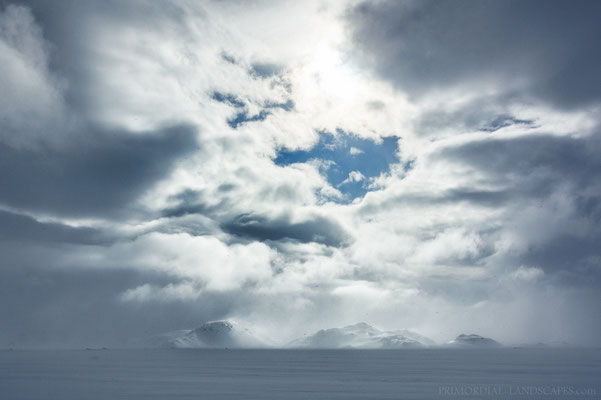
[288, 322, 435, 349]
[140, 320, 270, 349]
[446, 334, 502, 348]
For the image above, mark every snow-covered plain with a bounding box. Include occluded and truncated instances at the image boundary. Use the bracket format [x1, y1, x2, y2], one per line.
[1, 348, 599, 399]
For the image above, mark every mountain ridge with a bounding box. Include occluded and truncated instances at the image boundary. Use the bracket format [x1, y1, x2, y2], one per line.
[137, 320, 270, 349]
[288, 322, 436, 349]
[136, 321, 511, 349]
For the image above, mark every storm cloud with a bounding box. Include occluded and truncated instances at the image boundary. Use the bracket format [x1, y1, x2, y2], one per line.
[347, 0, 601, 108]
[0, 125, 198, 216]
[222, 212, 351, 247]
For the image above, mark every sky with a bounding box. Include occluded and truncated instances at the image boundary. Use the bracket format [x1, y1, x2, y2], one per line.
[1, 0, 601, 348]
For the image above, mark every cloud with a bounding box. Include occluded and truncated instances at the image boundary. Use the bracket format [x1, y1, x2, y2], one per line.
[0, 256, 241, 347]
[120, 282, 201, 303]
[510, 266, 544, 282]
[349, 146, 363, 155]
[439, 133, 601, 195]
[340, 170, 365, 186]
[250, 62, 284, 79]
[227, 109, 271, 129]
[1, 0, 600, 348]
[0, 124, 198, 216]
[355, 128, 601, 294]
[0, 209, 109, 245]
[347, 0, 601, 109]
[0, 4, 66, 149]
[222, 212, 351, 247]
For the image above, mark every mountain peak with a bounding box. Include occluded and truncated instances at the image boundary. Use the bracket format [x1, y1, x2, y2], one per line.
[143, 320, 268, 349]
[448, 334, 502, 348]
[289, 323, 435, 349]
[193, 320, 234, 333]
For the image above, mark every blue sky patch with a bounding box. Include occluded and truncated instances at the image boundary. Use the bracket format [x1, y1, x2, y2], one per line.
[274, 130, 401, 200]
[211, 91, 245, 108]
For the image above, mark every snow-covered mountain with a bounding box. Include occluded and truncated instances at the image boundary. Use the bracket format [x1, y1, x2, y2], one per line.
[135, 322, 510, 350]
[288, 323, 436, 349]
[140, 321, 270, 349]
[446, 334, 502, 348]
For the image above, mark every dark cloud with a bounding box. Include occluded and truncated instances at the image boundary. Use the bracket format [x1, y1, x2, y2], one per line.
[227, 109, 270, 128]
[164, 187, 351, 246]
[347, 0, 601, 108]
[441, 133, 601, 280]
[0, 124, 198, 217]
[359, 188, 512, 216]
[220, 51, 237, 65]
[222, 213, 351, 247]
[479, 115, 536, 133]
[0, 258, 237, 347]
[0, 210, 109, 245]
[160, 190, 352, 247]
[249, 62, 283, 79]
[517, 233, 601, 286]
[217, 183, 237, 192]
[440, 188, 511, 208]
[440, 133, 601, 189]
[411, 93, 536, 137]
[161, 189, 218, 219]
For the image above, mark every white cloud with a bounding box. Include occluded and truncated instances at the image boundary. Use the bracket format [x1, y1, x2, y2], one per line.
[0, 5, 67, 149]
[349, 146, 363, 155]
[339, 170, 365, 186]
[510, 267, 544, 282]
[120, 282, 201, 303]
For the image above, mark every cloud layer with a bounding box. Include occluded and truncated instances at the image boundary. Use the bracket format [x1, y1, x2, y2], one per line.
[1, 0, 600, 347]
